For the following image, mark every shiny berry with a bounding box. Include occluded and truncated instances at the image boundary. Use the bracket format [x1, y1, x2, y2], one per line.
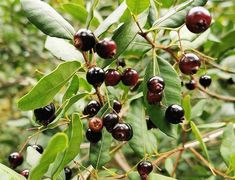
[32, 144, 44, 154]
[86, 128, 102, 143]
[147, 76, 165, 93]
[34, 103, 56, 126]
[137, 160, 153, 178]
[165, 104, 184, 124]
[117, 59, 126, 67]
[199, 75, 212, 88]
[64, 167, 72, 180]
[8, 152, 23, 169]
[74, 29, 96, 51]
[147, 91, 162, 105]
[185, 80, 196, 90]
[113, 100, 122, 113]
[146, 119, 157, 130]
[86, 67, 105, 87]
[103, 113, 119, 132]
[112, 123, 133, 141]
[95, 38, 117, 59]
[89, 117, 103, 132]
[122, 68, 139, 86]
[105, 69, 121, 86]
[179, 53, 201, 75]
[20, 169, 29, 179]
[83, 100, 101, 117]
[186, 7, 212, 34]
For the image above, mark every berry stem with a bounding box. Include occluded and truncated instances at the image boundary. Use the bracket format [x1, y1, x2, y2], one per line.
[82, 51, 90, 67]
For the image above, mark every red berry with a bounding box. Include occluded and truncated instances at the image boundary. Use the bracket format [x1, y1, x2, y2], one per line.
[88, 117, 103, 132]
[20, 169, 29, 179]
[185, 80, 196, 90]
[74, 29, 96, 51]
[34, 103, 56, 126]
[86, 128, 102, 143]
[147, 76, 165, 93]
[199, 75, 212, 88]
[122, 68, 139, 86]
[105, 69, 121, 86]
[112, 123, 133, 141]
[147, 91, 162, 105]
[64, 167, 72, 180]
[86, 67, 105, 87]
[137, 160, 153, 178]
[95, 38, 117, 59]
[103, 113, 119, 132]
[8, 152, 23, 169]
[179, 53, 201, 75]
[83, 100, 101, 117]
[165, 104, 184, 124]
[186, 6, 212, 34]
[113, 100, 122, 113]
[32, 144, 43, 154]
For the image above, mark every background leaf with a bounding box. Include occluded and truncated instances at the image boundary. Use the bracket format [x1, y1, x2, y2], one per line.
[0, 163, 26, 180]
[85, 0, 99, 28]
[128, 171, 176, 180]
[62, 75, 79, 103]
[126, 0, 150, 15]
[182, 95, 191, 122]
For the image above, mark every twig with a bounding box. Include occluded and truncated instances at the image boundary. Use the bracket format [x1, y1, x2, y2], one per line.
[95, 86, 104, 106]
[206, 61, 235, 75]
[82, 51, 90, 67]
[114, 151, 131, 172]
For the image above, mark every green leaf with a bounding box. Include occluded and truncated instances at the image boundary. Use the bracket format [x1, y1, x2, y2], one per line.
[26, 146, 42, 167]
[126, 0, 150, 15]
[18, 61, 81, 111]
[128, 171, 176, 180]
[197, 122, 226, 129]
[86, 0, 99, 28]
[191, 99, 207, 119]
[182, 95, 191, 122]
[162, 0, 174, 8]
[143, 57, 181, 137]
[0, 163, 26, 180]
[220, 124, 235, 166]
[94, 2, 127, 37]
[229, 154, 235, 176]
[62, 75, 79, 103]
[125, 99, 157, 157]
[152, 0, 208, 28]
[52, 114, 83, 179]
[21, 0, 75, 40]
[29, 133, 68, 180]
[190, 121, 209, 160]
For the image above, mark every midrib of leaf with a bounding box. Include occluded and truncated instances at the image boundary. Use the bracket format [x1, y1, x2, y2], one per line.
[95, 132, 105, 169]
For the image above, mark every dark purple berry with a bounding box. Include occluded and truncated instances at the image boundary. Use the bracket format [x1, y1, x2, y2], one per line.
[185, 80, 196, 90]
[147, 76, 165, 93]
[32, 144, 44, 154]
[113, 100, 122, 113]
[122, 68, 139, 86]
[146, 119, 157, 130]
[86, 128, 102, 143]
[8, 152, 23, 169]
[112, 123, 133, 141]
[165, 104, 184, 124]
[83, 100, 101, 117]
[105, 69, 121, 86]
[147, 91, 163, 105]
[95, 38, 117, 59]
[86, 67, 105, 87]
[64, 167, 72, 180]
[89, 117, 103, 132]
[137, 160, 153, 179]
[179, 53, 201, 75]
[186, 6, 212, 34]
[34, 103, 56, 126]
[117, 59, 126, 67]
[103, 113, 119, 132]
[199, 75, 212, 88]
[74, 29, 96, 51]
[20, 169, 29, 179]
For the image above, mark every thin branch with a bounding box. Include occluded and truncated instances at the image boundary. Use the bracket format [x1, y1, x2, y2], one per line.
[95, 86, 104, 106]
[114, 151, 131, 172]
[206, 61, 235, 75]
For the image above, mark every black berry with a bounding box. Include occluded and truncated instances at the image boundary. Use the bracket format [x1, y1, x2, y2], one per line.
[103, 113, 119, 132]
[20, 169, 29, 179]
[88, 117, 103, 132]
[105, 69, 121, 86]
[64, 167, 72, 180]
[112, 123, 133, 141]
[83, 100, 101, 117]
[147, 91, 162, 105]
[86, 67, 105, 87]
[185, 80, 196, 90]
[146, 119, 157, 130]
[147, 76, 165, 93]
[86, 128, 102, 143]
[199, 75, 212, 88]
[8, 152, 23, 169]
[95, 38, 117, 59]
[122, 68, 139, 86]
[113, 100, 122, 113]
[137, 160, 153, 179]
[74, 29, 96, 51]
[186, 6, 212, 34]
[165, 104, 184, 124]
[117, 58, 126, 67]
[32, 144, 44, 154]
[179, 53, 201, 75]
[34, 103, 56, 126]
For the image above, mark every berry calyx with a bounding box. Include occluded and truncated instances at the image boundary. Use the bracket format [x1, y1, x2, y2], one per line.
[199, 75, 212, 88]
[103, 113, 119, 132]
[32, 144, 44, 154]
[105, 69, 121, 86]
[112, 123, 133, 141]
[113, 100, 122, 113]
[8, 152, 23, 169]
[147, 91, 163, 105]
[86, 67, 105, 87]
[86, 128, 102, 143]
[147, 76, 165, 93]
[34, 103, 56, 126]
[122, 68, 139, 86]
[20, 169, 29, 179]
[165, 104, 184, 124]
[137, 160, 153, 179]
[74, 29, 96, 51]
[64, 167, 72, 180]
[179, 53, 201, 75]
[186, 6, 212, 34]
[185, 80, 196, 90]
[83, 100, 101, 117]
[89, 117, 103, 132]
[95, 38, 117, 59]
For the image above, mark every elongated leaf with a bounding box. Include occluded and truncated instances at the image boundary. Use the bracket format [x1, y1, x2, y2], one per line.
[190, 121, 209, 160]
[0, 163, 26, 180]
[94, 2, 127, 37]
[29, 133, 68, 180]
[128, 171, 176, 180]
[86, 0, 99, 28]
[125, 99, 157, 157]
[229, 154, 235, 176]
[143, 57, 181, 137]
[191, 99, 207, 119]
[126, 0, 150, 15]
[21, 0, 75, 40]
[18, 61, 80, 111]
[62, 75, 79, 103]
[182, 95, 191, 122]
[52, 114, 83, 179]
[152, 0, 208, 28]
